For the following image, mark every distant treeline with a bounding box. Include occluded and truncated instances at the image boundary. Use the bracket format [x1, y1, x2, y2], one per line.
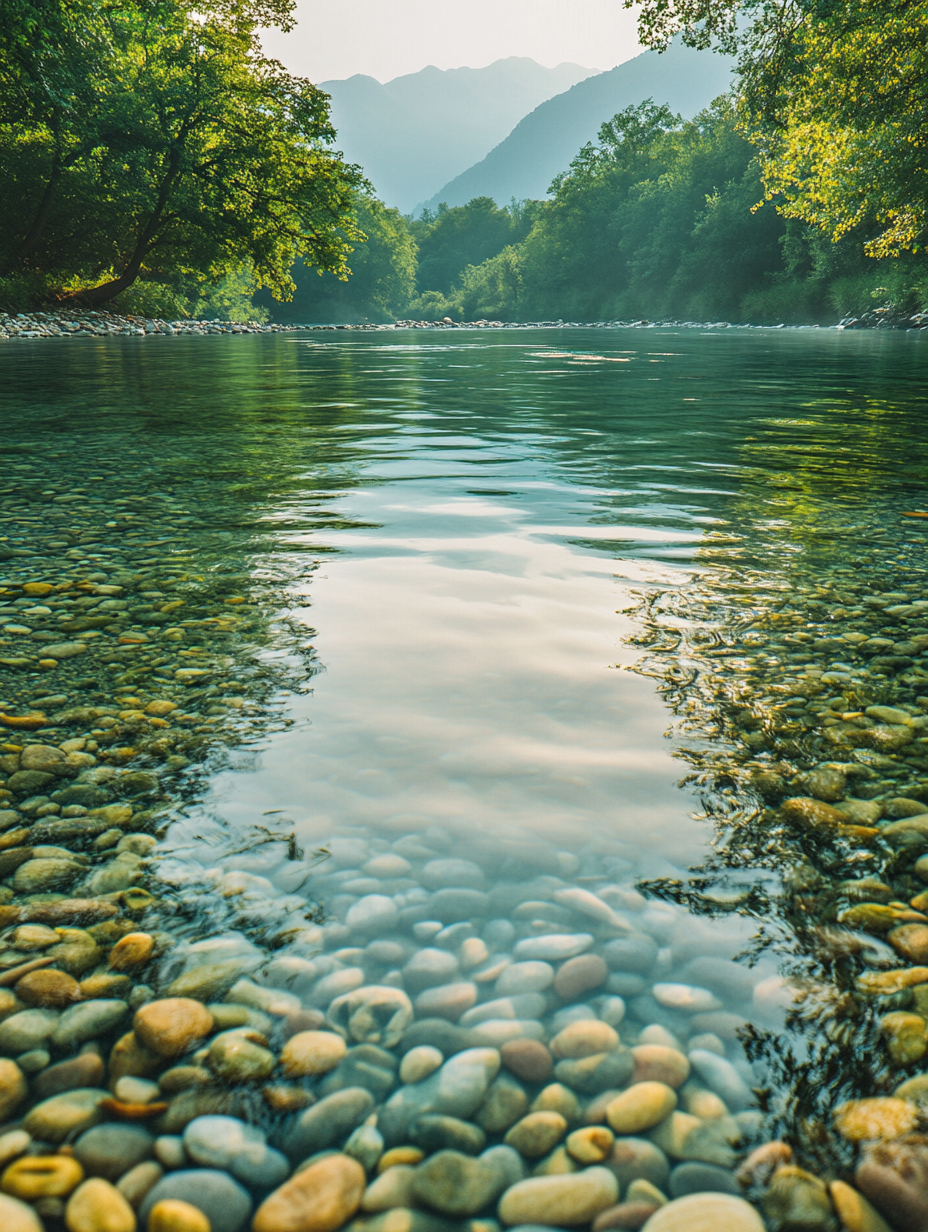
[266, 100, 928, 327]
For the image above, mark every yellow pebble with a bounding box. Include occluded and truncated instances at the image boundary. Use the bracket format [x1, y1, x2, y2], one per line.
[148, 1199, 211, 1232]
[1, 1154, 84, 1199]
[280, 1030, 347, 1077]
[565, 1125, 614, 1163]
[377, 1147, 425, 1173]
[65, 1177, 136, 1232]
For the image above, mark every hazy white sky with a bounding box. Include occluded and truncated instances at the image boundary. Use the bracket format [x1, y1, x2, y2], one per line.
[261, 0, 644, 83]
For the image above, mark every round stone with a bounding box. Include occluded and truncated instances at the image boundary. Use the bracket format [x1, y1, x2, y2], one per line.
[498, 1166, 618, 1226]
[415, 983, 478, 1021]
[631, 1046, 691, 1089]
[207, 1033, 275, 1083]
[65, 1178, 136, 1232]
[148, 1200, 212, 1232]
[606, 1083, 677, 1135]
[74, 1123, 154, 1181]
[1, 1154, 85, 1198]
[514, 935, 594, 962]
[554, 956, 608, 1001]
[253, 1151, 366, 1232]
[346, 895, 400, 934]
[566, 1127, 614, 1164]
[139, 1169, 253, 1232]
[669, 1162, 740, 1198]
[281, 1030, 347, 1077]
[116, 1161, 164, 1210]
[421, 859, 487, 890]
[403, 949, 460, 993]
[15, 968, 80, 1009]
[0, 1008, 59, 1054]
[505, 1112, 568, 1159]
[108, 932, 155, 972]
[501, 1039, 553, 1084]
[550, 1021, 619, 1059]
[411, 1149, 504, 1217]
[400, 1046, 444, 1084]
[497, 963, 555, 996]
[0, 1194, 43, 1232]
[606, 1138, 671, 1191]
[287, 1088, 376, 1162]
[23, 1088, 108, 1143]
[410, 1114, 486, 1155]
[134, 999, 215, 1058]
[834, 1098, 918, 1141]
[642, 1192, 764, 1231]
[362, 1164, 417, 1211]
[52, 999, 128, 1049]
[0, 1059, 27, 1123]
[183, 1116, 289, 1189]
[328, 985, 414, 1048]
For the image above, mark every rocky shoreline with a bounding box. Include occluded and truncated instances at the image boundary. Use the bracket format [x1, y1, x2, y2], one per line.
[4, 309, 928, 339]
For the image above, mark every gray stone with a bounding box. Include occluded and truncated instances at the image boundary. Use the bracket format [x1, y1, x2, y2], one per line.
[0, 1009, 59, 1054]
[23, 1088, 108, 1142]
[476, 1073, 529, 1134]
[670, 1161, 740, 1198]
[319, 1044, 397, 1102]
[411, 1149, 503, 1216]
[601, 936, 659, 972]
[344, 1123, 385, 1173]
[346, 895, 400, 934]
[399, 1019, 478, 1057]
[688, 1050, 754, 1111]
[328, 985, 413, 1048]
[284, 1087, 375, 1162]
[13, 856, 83, 893]
[513, 935, 593, 962]
[421, 860, 487, 891]
[138, 1169, 253, 1232]
[415, 983, 477, 1021]
[553, 1049, 634, 1095]
[460, 995, 546, 1027]
[430, 889, 491, 922]
[480, 1144, 526, 1191]
[404, 948, 461, 992]
[605, 1137, 671, 1191]
[310, 966, 366, 1007]
[379, 1048, 501, 1145]
[411, 1115, 486, 1155]
[496, 962, 554, 996]
[51, 999, 127, 1048]
[74, 1123, 154, 1181]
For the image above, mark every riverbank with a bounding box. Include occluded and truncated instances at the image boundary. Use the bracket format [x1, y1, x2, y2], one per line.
[6, 308, 928, 340]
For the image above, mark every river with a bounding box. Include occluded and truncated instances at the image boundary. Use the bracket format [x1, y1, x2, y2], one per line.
[1, 327, 927, 1230]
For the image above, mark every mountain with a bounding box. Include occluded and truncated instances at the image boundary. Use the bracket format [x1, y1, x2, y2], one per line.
[420, 42, 733, 212]
[321, 59, 597, 214]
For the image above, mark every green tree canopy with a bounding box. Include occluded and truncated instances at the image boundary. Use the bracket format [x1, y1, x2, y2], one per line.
[411, 197, 535, 295]
[0, 0, 364, 307]
[627, 0, 928, 259]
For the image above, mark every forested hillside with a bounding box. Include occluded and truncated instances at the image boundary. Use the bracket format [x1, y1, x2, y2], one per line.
[264, 100, 926, 326]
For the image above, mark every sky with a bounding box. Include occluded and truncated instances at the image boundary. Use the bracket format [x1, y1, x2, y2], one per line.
[261, 0, 644, 83]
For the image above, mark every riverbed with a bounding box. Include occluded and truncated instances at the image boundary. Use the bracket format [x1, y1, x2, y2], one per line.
[0, 327, 927, 1232]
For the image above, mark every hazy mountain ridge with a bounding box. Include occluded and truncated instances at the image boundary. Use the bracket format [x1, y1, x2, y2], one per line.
[321, 58, 597, 213]
[420, 42, 733, 212]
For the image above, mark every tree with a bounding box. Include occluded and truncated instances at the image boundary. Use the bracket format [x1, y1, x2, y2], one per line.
[265, 194, 418, 322]
[411, 197, 533, 295]
[626, 0, 928, 259]
[0, 0, 364, 307]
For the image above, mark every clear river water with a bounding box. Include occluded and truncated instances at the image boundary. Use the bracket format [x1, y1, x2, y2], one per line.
[1, 326, 928, 1227]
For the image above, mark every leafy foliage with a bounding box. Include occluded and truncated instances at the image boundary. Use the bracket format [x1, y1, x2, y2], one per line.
[260, 194, 417, 322]
[0, 0, 363, 309]
[627, 0, 928, 261]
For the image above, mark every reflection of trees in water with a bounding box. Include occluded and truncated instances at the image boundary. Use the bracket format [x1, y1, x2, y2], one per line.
[623, 395, 928, 1166]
